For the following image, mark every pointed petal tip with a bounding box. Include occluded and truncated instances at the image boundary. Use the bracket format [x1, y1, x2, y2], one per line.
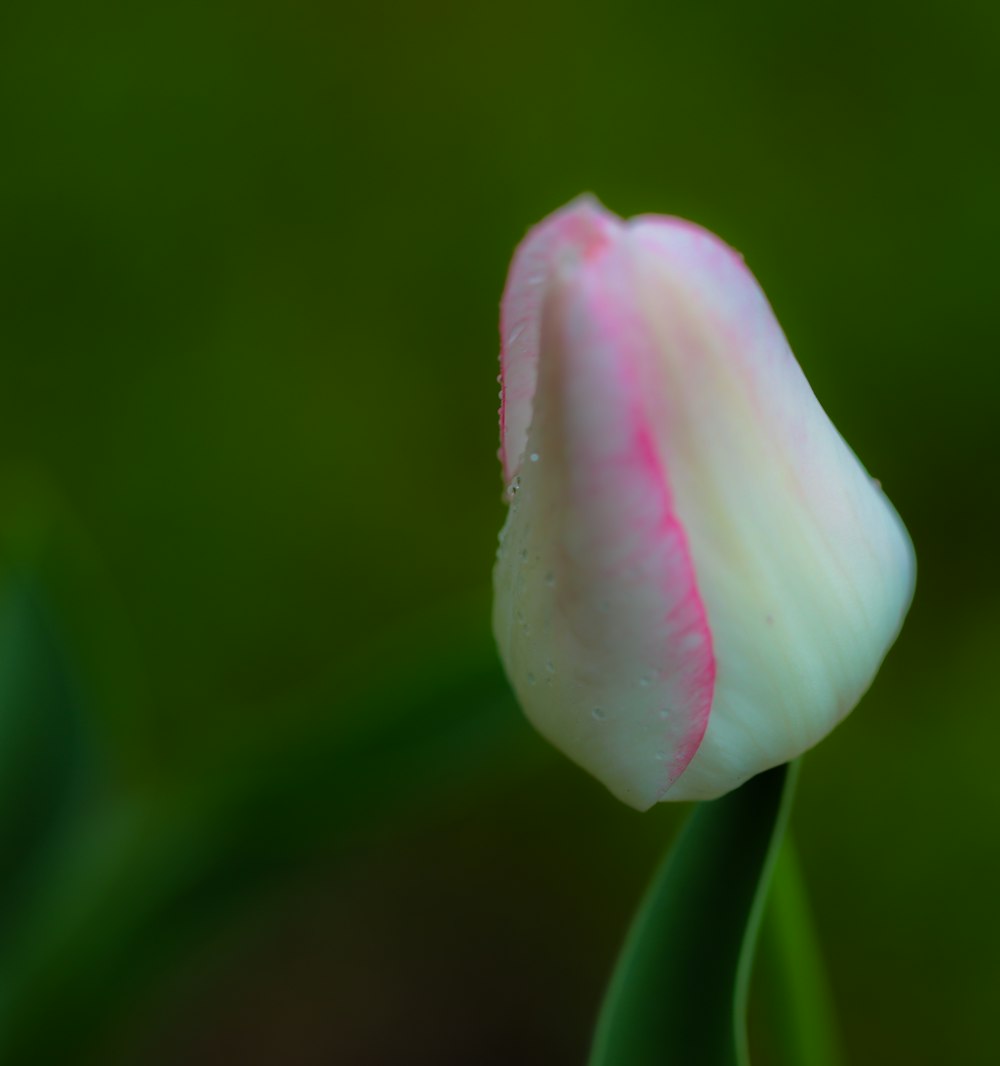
[499, 196, 624, 483]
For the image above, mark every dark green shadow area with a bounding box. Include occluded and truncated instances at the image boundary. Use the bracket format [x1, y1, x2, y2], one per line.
[0, 599, 528, 1064]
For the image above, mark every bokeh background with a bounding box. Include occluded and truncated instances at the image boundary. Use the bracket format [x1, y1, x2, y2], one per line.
[1, 1, 998, 1063]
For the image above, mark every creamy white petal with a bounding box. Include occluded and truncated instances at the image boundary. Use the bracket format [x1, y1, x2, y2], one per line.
[493, 199, 915, 807]
[626, 218, 915, 800]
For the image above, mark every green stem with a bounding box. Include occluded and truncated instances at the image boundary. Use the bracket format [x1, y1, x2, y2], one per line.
[755, 836, 843, 1066]
[589, 761, 799, 1066]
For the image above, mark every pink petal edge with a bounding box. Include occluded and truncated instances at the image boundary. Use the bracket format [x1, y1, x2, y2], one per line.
[539, 238, 716, 800]
[499, 195, 620, 484]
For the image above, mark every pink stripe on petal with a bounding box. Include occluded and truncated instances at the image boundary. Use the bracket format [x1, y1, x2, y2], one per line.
[511, 240, 715, 805]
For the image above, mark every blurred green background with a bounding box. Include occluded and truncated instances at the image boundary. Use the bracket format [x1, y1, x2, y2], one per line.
[1, 1, 997, 1063]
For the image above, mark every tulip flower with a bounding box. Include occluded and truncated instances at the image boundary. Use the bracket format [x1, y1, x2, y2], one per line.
[493, 196, 915, 810]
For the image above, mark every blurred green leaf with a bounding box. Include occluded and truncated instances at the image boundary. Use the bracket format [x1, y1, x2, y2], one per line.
[588, 762, 798, 1066]
[0, 641, 529, 1064]
[754, 836, 843, 1066]
[0, 573, 95, 943]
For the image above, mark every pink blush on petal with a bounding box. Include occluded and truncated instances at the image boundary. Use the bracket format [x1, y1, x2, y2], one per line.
[499, 197, 621, 483]
[634, 415, 716, 794]
[538, 247, 716, 800]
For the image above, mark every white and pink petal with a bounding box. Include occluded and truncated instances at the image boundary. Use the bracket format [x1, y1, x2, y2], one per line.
[493, 235, 715, 810]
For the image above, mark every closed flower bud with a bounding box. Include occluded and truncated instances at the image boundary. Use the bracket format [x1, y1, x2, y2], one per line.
[493, 196, 915, 810]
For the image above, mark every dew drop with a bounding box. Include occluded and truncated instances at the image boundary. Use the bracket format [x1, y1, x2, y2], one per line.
[659, 708, 670, 720]
[592, 707, 606, 721]
[544, 571, 555, 588]
[654, 750, 666, 762]
[527, 671, 536, 686]
[545, 659, 555, 674]
[529, 452, 539, 463]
